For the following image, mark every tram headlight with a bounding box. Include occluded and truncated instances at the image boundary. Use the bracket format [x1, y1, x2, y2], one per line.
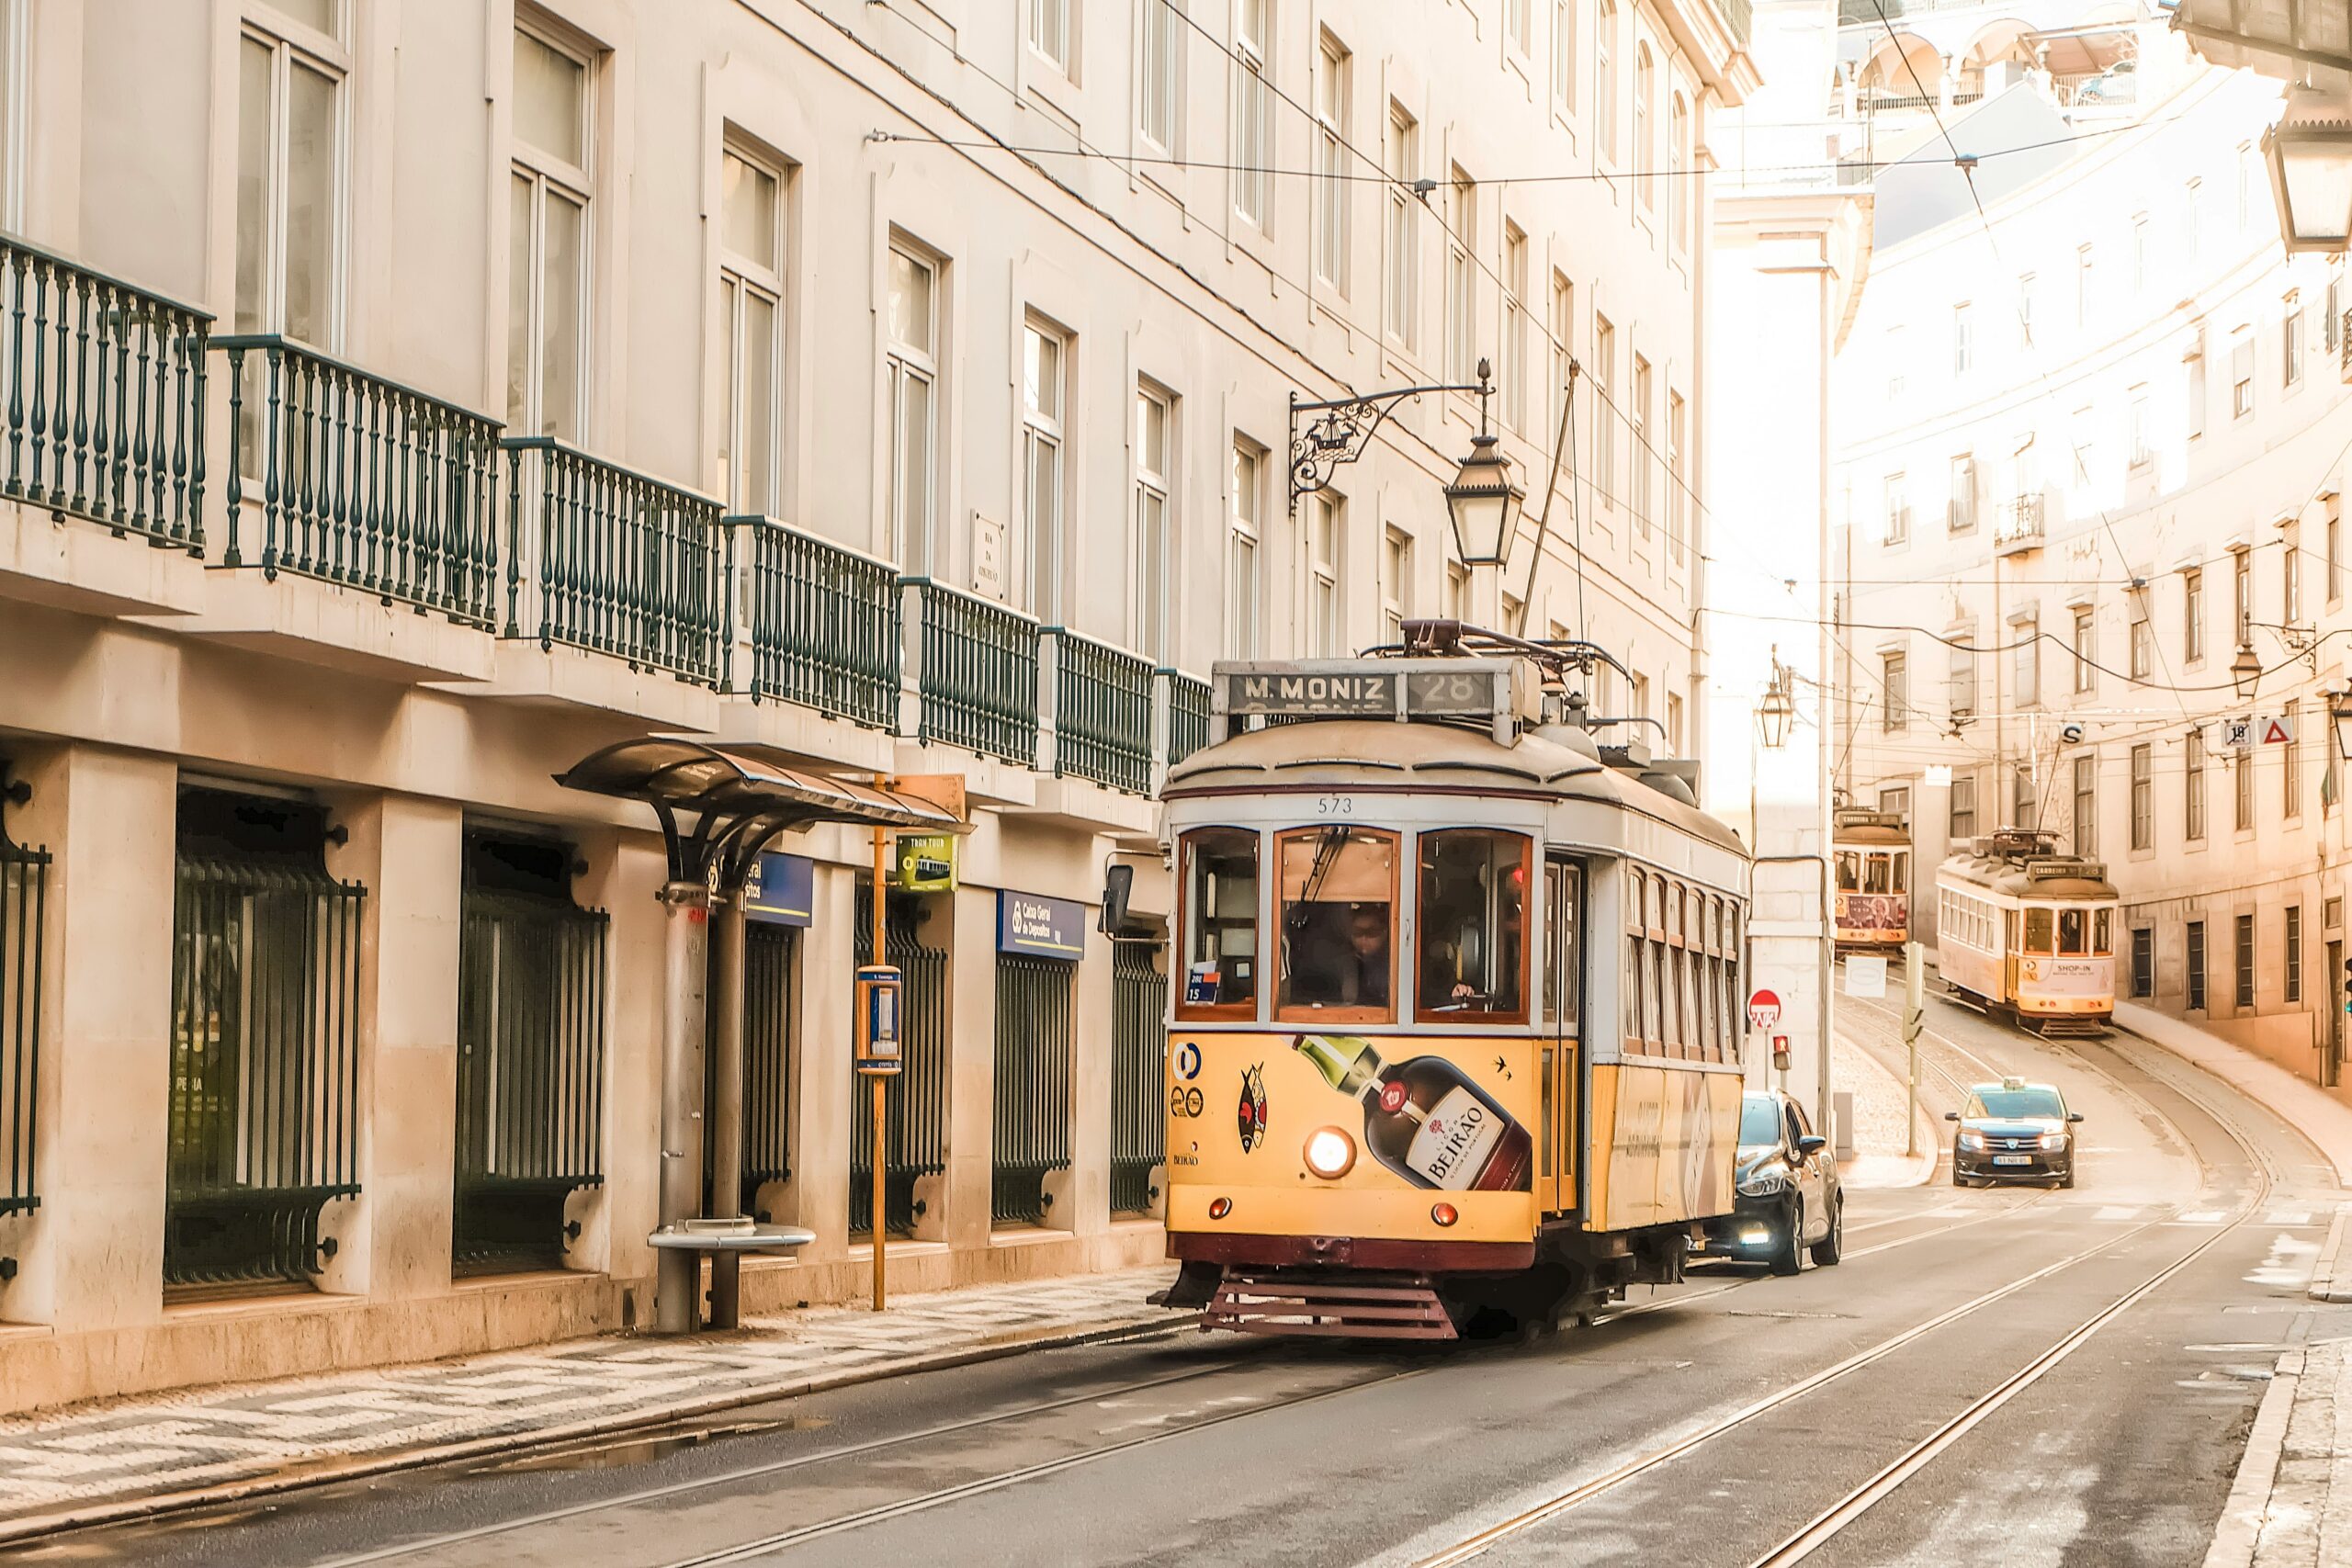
[1736, 1164, 1788, 1198]
[1303, 1126, 1358, 1179]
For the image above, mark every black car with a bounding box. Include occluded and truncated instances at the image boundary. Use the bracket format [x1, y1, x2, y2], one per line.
[1702, 1089, 1842, 1275]
[1947, 1077, 2085, 1188]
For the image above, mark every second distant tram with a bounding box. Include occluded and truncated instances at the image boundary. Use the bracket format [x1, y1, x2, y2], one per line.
[1934, 829, 2119, 1036]
[1831, 808, 1910, 955]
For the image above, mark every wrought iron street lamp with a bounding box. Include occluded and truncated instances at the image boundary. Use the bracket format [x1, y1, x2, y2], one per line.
[2231, 642, 2264, 702]
[1758, 651, 1796, 750]
[1289, 359, 1504, 521]
[2264, 92, 2352, 253]
[2329, 687, 2352, 762]
[1443, 424, 1525, 568]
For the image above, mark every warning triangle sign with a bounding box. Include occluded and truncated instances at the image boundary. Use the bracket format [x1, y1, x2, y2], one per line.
[2262, 717, 2292, 745]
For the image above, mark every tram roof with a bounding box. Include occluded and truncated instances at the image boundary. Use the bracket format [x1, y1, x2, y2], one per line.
[1833, 824, 1911, 849]
[1164, 717, 1747, 855]
[1937, 849, 2119, 902]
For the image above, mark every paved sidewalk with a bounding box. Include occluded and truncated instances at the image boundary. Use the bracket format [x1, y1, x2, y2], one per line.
[0, 1266, 1179, 1541]
[2206, 1341, 2352, 1568]
[1832, 1024, 1935, 1190]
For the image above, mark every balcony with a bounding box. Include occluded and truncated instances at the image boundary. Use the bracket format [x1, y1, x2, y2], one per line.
[1165, 671, 1211, 767]
[1994, 493, 2045, 554]
[217, 336, 502, 626]
[904, 578, 1040, 767]
[501, 437, 724, 688]
[723, 514, 899, 732]
[1049, 630, 1153, 795]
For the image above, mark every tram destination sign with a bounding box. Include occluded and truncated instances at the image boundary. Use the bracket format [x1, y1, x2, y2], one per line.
[1215, 660, 1515, 724]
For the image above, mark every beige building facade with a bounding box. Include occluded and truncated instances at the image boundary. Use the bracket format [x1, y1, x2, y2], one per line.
[1832, 36, 2352, 1085]
[0, 0, 1744, 1413]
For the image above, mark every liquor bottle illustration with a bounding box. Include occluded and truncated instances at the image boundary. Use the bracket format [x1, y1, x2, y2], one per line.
[1292, 1034, 1532, 1192]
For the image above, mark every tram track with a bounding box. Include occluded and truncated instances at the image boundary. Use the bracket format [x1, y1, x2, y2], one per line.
[1402, 1019, 2278, 1568]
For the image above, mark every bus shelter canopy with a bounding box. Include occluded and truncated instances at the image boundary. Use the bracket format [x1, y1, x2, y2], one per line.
[555, 739, 963, 889]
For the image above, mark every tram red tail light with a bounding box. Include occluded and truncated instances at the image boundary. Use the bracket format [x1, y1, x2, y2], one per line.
[1430, 1202, 1460, 1227]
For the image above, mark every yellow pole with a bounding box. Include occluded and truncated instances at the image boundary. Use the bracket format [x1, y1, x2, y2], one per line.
[872, 783, 890, 1313]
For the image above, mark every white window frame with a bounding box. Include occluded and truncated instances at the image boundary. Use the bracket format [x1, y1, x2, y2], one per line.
[1309, 490, 1344, 657]
[510, 23, 594, 442]
[1552, 0, 1576, 113]
[885, 240, 942, 575]
[1634, 44, 1654, 209]
[1596, 0, 1617, 165]
[1233, 0, 1272, 230]
[1385, 104, 1419, 351]
[1593, 315, 1616, 504]
[1027, 0, 1074, 76]
[1446, 169, 1476, 382]
[238, 9, 350, 350]
[1134, 378, 1175, 657]
[1020, 315, 1069, 618]
[1502, 222, 1528, 431]
[0, 0, 25, 234]
[717, 140, 787, 518]
[1313, 34, 1351, 296]
[1631, 353, 1652, 535]
[1138, 0, 1183, 155]
[1228, 437, 1263, 659]
[1382, 525, 1412, 643]
[1668, 389, 1687, 560]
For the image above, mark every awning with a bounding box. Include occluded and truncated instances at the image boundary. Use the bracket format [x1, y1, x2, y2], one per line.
[556, 739, 965, 887]
[2175, 0, 2352, 86]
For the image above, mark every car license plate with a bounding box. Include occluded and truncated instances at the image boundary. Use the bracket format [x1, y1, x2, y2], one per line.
[1993, 1154, 2033, 1166]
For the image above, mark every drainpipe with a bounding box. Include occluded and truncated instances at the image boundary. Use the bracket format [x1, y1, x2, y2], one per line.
[1752, 852, 1834, 1140]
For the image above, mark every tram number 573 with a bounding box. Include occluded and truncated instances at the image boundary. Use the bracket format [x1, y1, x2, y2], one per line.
[1317, 795, 1355, 817]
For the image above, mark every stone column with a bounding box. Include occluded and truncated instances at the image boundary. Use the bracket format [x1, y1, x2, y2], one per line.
[572, 833, 667, 1295]
[778, 863, 855, 1260]
[1061, 920, 1115, 1237]
[1, 744, 176, 1331]
[946, 884, 996, 1249]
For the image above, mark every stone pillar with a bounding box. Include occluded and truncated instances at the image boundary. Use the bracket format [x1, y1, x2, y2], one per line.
[1061, 920, 1114, 1237]
[1, 745, 176, 1331]
[778, 863, 856, 1260]
[946, 884, 996, 1248]
[572, 833, 667, 1293]
[317, 793, 464, 1301]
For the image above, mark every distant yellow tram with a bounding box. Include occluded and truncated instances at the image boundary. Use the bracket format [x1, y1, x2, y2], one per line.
[1832, 807, 1910, 955]
[1152, 640, 1754, 1338]
[1935, 829, 2119, 1036]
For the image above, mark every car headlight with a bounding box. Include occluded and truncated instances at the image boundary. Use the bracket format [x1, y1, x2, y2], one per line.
[2040, 1132, 2069, 1151]
[1736, 1166, 1788, 1198]
[1958, 1131, 1987, 1151]
[1303, 1126, 1357, 1179]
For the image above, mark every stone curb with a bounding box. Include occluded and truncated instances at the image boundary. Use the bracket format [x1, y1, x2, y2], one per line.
[2310, 1203, 2352, 1304]
[0, 1308, 1191, 1547]
[2203, 1348, 2303, 1568]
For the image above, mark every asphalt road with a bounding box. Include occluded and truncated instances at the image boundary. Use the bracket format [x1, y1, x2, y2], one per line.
[14, 991, 2348, 1568]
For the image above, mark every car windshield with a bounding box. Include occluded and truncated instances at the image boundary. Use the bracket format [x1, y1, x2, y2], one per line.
[1738, 1095, 1781, 1147]
[1967, 1088, 2065, 1120]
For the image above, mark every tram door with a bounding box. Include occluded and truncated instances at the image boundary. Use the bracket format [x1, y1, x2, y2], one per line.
[1543, 859, 1584, 1213]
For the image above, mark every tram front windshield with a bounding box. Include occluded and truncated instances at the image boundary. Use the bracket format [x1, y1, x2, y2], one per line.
[1417, 829, 1530, 1020]
[1277, 827, 1398, 1019]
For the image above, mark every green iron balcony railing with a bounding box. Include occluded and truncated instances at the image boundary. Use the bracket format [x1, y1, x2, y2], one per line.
[722, 515, 900, 729]
[1, 769, 47, 1233]
[503, 437, 724, 684]
[1166, 671, 1212, 768]
[1052, 630, 1153, 795]
[909, 578, 1040, 764]
[217, 336, 503, 626]
[0, 237, 210, 550]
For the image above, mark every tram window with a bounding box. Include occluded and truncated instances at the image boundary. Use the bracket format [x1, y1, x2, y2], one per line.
[1624, 871, 1647, 1049]
[2058, 908, 2087, 956]
[1543, 862, 1582, 1028]
[1416, 829, 1532, 1022]
[2094, 908, 2113, 955]
[1275, 826, 1399, 1022]
[1176, 828, 1260, 1020]
[1836, 852, 1860, 892]
[1863, 854, 1893, 896]
[2024, 908, 2053, 953]
[1894, 852, 1909, 893]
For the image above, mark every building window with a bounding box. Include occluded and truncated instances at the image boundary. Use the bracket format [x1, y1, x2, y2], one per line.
[1949, 632, 1975, 721]
[1953, 302, 1972, 374]
[1951, 773, 1978, 840]
[1233, 0, 1272, 229]
[2131, 744, 2153, 851]
[885, 243, 941, 574]
[2285, 698, 2303, 818]
[1381, 526, 1411, 643]
[1551, 273, 1574, 445]
[1309, 491, 1343, 656]
[2129, 601, 2152, 681]
[2233, 547, 2253, 646]
[1444, 558, 1468, 621]
[1135, 381, 1173, 657]
[1020, 319, 1068, 616]
[1949, 453, 1977, 532]
[2287, 525, 2304, 624]
[1385, 105, 1418, 350]
[237, 8, 346, 355]
[2132, 213, 2150, 291]
[1313, 35, 1349, 294]
[1882, 651, 1907, 731]
[1502, 224, 1529, 430]
[1593, 315, 1616, 502]
[1554, 0, 1577, 109]
[2184, 567, 2206, 663]
[2186, 728, 2206, 840]
[2235, 913, 2256, 1010]
[1227, 439, 1262, 659]
[2073, 755, 2097, 857]
[2012, 613, 2039, 706]
[717, 143, 786, 518]
[2073, 606, 2095, 693]
[2076, 245, 2093, 327]
[2018, 273, 2035, 347]
[1634, 44, 1654, 206]
[2132, 927, 2154, 999]
[1597, 0, 1618, 164]
[1668, 392, 1688, 560]
[1508, 0, 1532, 56]
[2188, 331, 2208, 440]
[2188, 920, 2208, 1010]
[509, 26, 593, 442]
[1028, 0, 1071, 73]
[1668, 691, 1684, 752]
[1632, 354, 1653, 535]
[2288, 904, 2305, 1002]
[1670, 95, 1691, 252]
[2286, 292, 2305, 387]
[2235, 749, 2255, 832]
[1139, 0, 1182, 152]
[2014, 762, 2037, 829]
[2129, 386, 2150, 468]
[2233, 332, 2255, 418]
[2331, 501, 2343, 604]
[1880, 784, 1911, 822]
[1446, 169, 1477, 383]
[1883, 471, 1908, 547]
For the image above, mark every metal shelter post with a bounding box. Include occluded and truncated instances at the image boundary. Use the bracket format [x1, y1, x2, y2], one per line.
[708, 887, 750, 1329]
[657, 880, 713, 1336]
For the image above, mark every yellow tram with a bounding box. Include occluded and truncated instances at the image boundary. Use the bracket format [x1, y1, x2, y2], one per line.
[1832, 807, 1910, 955]
[1934, 829, 2119, 1036]
[1152, 642, 1753, 1338]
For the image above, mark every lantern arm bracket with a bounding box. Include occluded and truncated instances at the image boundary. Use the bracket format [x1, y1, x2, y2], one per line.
[1288, 367, 1492, 515]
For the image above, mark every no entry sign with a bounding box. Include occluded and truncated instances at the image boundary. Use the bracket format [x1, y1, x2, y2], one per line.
[1747, 988, 1782, 1032]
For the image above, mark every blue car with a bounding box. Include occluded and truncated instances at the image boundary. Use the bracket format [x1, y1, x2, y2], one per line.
[1948, 1077, 2085, 1188]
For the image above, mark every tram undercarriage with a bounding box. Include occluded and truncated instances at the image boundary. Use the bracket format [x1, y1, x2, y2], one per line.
[1941, 980, 2111, 1039]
